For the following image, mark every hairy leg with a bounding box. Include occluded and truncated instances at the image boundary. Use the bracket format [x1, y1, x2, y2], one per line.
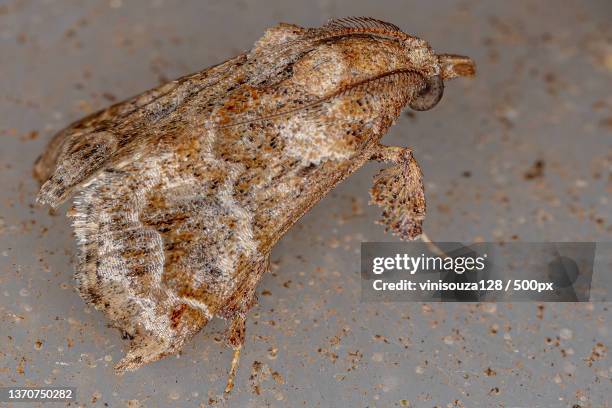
[368, 144, 426, 240]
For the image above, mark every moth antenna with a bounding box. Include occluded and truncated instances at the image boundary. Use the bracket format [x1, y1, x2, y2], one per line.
[324, 16, 403, 33]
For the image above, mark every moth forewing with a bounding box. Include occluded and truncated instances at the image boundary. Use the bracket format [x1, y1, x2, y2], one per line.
[34, 17, 475, 393]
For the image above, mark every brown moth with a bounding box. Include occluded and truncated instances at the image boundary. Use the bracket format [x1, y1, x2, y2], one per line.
[34, 17, 475, 392]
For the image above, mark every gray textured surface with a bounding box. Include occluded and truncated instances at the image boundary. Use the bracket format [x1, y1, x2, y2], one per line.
[1, 0, 610, 407]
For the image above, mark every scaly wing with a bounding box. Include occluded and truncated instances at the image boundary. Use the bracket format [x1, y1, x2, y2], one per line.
[71, 148, 262, 372]
[34, 55, 246, 208]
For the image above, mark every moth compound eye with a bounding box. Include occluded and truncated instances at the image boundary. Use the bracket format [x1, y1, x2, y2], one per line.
[409, 75, 444, 111]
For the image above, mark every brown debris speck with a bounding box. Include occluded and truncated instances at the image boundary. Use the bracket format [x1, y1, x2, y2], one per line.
[586, 342, 607, 367]
[536, 305, 545, 320]
[16, 356, 26, 375]
[524, 159, 545, 180]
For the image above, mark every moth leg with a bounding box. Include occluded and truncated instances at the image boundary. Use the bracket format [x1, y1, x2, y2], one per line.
[221, 255, 270, 393]
[224, 316, 245, 393]
[368, 144, 426, 240]
[369, 145, 411, 164]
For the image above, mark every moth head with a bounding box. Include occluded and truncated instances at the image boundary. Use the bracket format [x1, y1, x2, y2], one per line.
[251, 19, 475, 112]
[406, 45, 476, 111]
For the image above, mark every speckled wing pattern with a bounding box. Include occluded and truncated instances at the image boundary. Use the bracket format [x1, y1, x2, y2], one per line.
[34, 17, 475, 378]
[34, 53, 267, 371]
[35, 32, 419, 372]
[33, 54, 247, 207]
[71, 151, 267, 371]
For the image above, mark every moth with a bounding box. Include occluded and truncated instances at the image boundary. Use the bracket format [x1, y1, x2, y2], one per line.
[34, 17, 475, 392]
